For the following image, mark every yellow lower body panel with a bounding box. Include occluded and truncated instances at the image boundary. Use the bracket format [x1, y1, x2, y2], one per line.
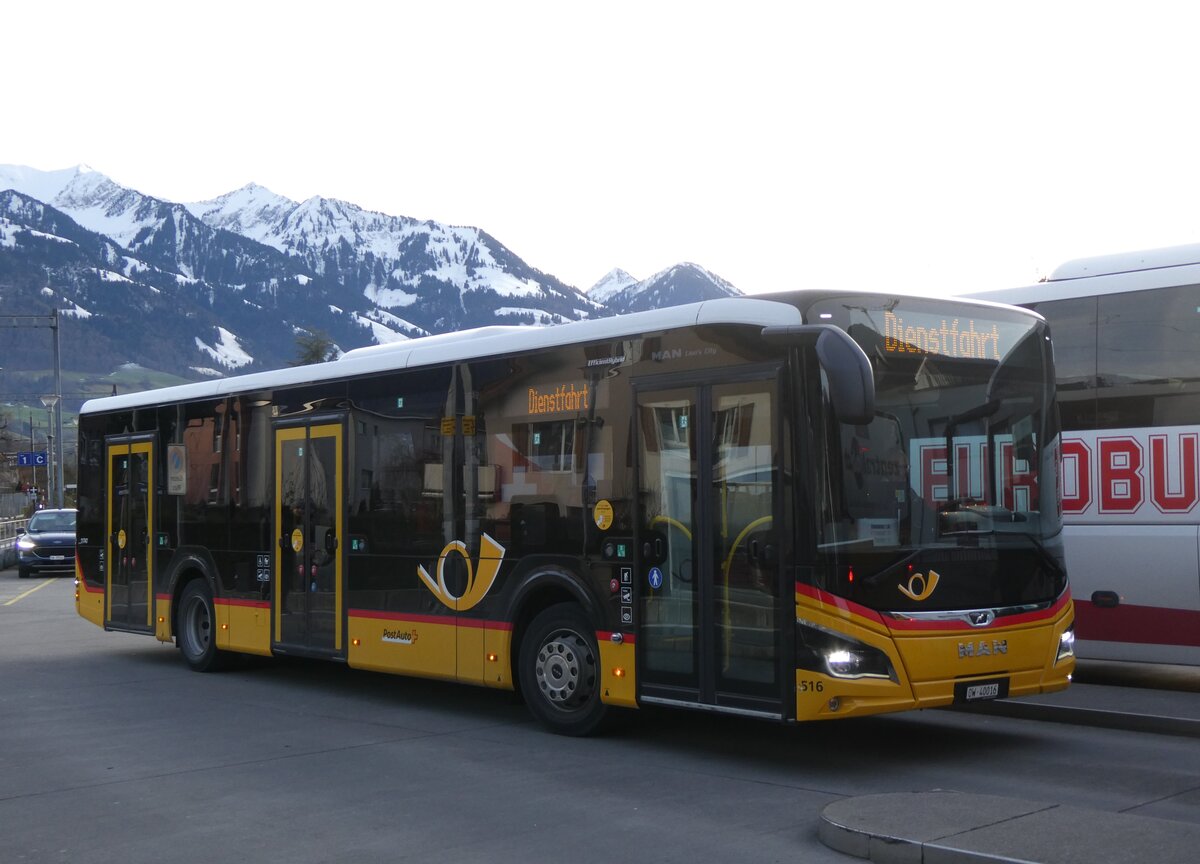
[346, 615, 515, 688]
[75, 563, 105, 628]
[598, 637, 638, 708]
[214, 600, 273, 657]
[348, 614, 458, 681]
[155, 595, 172, 642]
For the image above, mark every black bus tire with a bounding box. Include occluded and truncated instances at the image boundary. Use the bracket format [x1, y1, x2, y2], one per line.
[518, 603, 608, 736]
[177, 580, 224, 672]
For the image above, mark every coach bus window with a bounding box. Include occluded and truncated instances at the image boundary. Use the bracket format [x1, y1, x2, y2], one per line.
[1095, 285, 1200, 429]
[1028, 296, 1098, 432]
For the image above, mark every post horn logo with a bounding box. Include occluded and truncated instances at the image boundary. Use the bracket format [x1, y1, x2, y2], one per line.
[898, 569, 941, 602]
[418, 533, 506, 611]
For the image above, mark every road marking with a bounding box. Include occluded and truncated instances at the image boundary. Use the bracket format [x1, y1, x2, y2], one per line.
[4, 579, 57, 606]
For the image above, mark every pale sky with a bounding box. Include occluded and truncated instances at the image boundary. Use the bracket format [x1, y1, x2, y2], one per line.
[6, 1, 1200, 296]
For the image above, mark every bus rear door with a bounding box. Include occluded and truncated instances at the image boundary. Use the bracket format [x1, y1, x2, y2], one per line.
[105, 437, 155, 632]
[273, 419, 345, 657]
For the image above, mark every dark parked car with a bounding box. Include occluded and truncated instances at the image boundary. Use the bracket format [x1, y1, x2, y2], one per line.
[16, 508, 77, 578]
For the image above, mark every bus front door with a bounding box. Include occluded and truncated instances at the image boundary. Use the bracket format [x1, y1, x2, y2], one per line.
[105, 439, 154, 632]
[273, 421, 344, 657]
[635, 372, 784, 719]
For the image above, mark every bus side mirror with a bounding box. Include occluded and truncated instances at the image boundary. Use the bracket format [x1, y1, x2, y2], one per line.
[762, 325, 876, 425]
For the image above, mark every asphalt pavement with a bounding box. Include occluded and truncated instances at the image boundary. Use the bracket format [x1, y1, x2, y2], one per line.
[822, 660, 1200, 863]
[5, 565, 1196, 863]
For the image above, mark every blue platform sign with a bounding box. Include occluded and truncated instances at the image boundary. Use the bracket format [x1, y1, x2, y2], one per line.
[17, 451, 47, 467]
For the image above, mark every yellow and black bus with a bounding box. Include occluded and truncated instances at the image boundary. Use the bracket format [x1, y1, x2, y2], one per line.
[75, 292, 1075, 735]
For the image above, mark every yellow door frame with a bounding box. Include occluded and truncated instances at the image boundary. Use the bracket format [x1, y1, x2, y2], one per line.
[105, 440, 154, 629]
[273, 422, 344, 650]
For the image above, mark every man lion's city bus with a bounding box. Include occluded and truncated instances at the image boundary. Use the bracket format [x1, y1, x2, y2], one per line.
[74, 292, 1075, 735]
[974, 244, 1200, 666]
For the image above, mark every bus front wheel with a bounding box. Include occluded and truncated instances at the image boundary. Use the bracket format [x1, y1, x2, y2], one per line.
[518, 603, 608, 736]
[177, 580, 224, 672]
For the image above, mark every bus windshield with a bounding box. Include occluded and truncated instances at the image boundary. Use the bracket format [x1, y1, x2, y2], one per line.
[807, 295, 1066, 613]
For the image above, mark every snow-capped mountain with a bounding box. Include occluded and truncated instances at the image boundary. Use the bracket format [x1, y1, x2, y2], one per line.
[586, 268, 639, 305]
[0, 164, 742, 386]
[0, 188, 279, 376]
[185, 183, 599, 332]
[599, 263, 741, 314]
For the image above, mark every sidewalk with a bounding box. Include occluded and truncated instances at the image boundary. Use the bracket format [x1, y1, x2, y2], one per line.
[820, 791, 1200, 864]
[960, 660, 1200, 738]
[820, 662, 1200, 862]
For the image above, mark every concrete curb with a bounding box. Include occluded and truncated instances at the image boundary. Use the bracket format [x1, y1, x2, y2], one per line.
[953, 699, 1200, 739]
[820, 791, 1200, 864]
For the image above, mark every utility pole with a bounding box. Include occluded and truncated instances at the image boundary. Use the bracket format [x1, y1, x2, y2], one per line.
[41, 394, 60, 508]
[2, 309, 64, 510]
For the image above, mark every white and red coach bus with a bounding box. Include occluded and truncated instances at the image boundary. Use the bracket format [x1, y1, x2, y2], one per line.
[972, 244, 1200, 665]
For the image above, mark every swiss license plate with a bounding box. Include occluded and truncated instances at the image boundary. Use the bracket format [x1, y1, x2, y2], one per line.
[50, 555, 66, 561]
[955, 677, 1009, 703]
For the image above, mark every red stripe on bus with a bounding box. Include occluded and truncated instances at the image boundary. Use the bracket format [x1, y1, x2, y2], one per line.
[797, 583, 1071, 632]
[347, 609, 511, 630]
[457, 618, 513, 631]
[1075, 601, 1200, 648]
[214, 597, 270, 609]
[795, 582, 885, 625]
[883, 593, 1072, 632]
[598, 631, 636, 644]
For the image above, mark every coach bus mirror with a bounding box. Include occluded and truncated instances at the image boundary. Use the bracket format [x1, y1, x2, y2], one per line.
[762, 325, 875, 424]
[815, 328, 875, 424]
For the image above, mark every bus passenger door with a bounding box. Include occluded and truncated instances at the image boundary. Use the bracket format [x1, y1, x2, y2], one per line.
[105, 438, 155, 632]
[635, 373, 784, 718]
[274, 421, 344, 657]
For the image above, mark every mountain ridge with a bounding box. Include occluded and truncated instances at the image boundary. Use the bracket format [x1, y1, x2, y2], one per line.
[1, 163, 744, 386]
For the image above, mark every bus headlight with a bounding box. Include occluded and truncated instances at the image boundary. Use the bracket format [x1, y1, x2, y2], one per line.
[1056, 624, 1076, 663]
[797, 619, 897, 681]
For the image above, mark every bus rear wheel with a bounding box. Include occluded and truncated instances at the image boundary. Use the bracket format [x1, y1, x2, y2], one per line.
[518, 603, 608, 736]
[177, 580, 224, 672]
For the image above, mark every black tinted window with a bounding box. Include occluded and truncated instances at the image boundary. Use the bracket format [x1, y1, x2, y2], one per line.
[1095, 285, 1200, 428]
[1027, 296, 1097, 431]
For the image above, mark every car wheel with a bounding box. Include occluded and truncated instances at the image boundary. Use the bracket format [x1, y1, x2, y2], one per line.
[18, 567, 30, 579]
[176, 580, 226, 672]
[518, 603, 609, 736]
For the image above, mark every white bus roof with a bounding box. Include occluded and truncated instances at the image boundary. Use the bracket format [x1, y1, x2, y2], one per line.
[80, 297, 802, 415]
[966, 242, 1200, 306]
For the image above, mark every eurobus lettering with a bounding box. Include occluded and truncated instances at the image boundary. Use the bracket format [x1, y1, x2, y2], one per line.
[1061, 428, 1199, 518]
[73, 292, 1074, 735]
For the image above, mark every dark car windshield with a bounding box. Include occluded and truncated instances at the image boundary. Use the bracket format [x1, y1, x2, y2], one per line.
[29, 512, 76, 533]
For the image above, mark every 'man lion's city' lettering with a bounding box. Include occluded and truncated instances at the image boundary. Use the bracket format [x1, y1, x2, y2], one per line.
[958, 640, 1008, 658]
